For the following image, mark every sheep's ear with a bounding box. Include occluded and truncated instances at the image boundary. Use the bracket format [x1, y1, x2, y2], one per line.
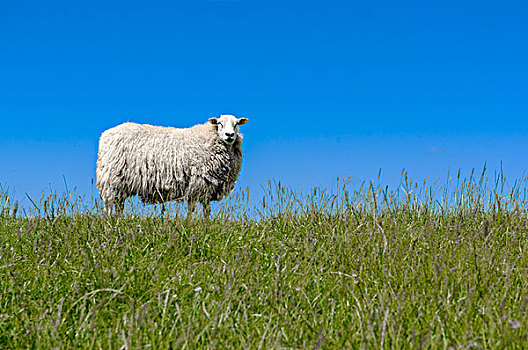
[237, 118, 248, 125]
[209, 118, 218, 125]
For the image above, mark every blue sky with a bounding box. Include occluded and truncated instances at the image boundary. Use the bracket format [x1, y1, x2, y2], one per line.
[1, 0, 527, 206]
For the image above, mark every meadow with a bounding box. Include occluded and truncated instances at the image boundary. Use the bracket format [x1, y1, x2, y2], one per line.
[1, 168, 528, 349]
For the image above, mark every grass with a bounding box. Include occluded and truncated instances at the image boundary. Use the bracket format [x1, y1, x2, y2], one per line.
[1, 168, 528, 348]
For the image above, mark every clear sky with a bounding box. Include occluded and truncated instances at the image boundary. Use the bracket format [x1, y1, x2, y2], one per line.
[1, 0, 527, 206]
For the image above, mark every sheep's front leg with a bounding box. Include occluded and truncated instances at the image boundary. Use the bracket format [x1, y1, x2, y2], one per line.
[202, 201, 211, 219]
[187, 200, 196, 221]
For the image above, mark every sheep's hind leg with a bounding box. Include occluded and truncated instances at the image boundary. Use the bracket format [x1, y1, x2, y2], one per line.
[102, 189, 125, 217]
[114, 197, 125, 217]
[103, 199, 114, 216]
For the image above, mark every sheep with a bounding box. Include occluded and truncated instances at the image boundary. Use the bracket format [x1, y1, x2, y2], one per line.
[96, 114, 249, 218]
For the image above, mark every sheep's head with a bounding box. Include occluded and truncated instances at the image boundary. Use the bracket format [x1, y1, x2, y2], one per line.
[209, 114, 248, 146]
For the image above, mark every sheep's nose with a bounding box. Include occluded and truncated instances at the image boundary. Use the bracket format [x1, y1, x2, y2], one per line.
[225, 132, 235, 138]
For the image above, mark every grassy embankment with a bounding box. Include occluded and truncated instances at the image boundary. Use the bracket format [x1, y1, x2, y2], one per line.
[1, 169, 528, 348]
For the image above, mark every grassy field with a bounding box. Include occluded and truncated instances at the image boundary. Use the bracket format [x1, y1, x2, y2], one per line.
[1, 170, 528, 348]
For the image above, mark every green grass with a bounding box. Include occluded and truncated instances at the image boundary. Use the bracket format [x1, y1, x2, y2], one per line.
[1, 170, 528, 348]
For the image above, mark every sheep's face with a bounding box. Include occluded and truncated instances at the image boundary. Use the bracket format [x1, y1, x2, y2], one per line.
[209, 114, 248, 146]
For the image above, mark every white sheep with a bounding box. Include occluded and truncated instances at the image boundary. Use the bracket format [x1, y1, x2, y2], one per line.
[96, 114, 249, 218]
